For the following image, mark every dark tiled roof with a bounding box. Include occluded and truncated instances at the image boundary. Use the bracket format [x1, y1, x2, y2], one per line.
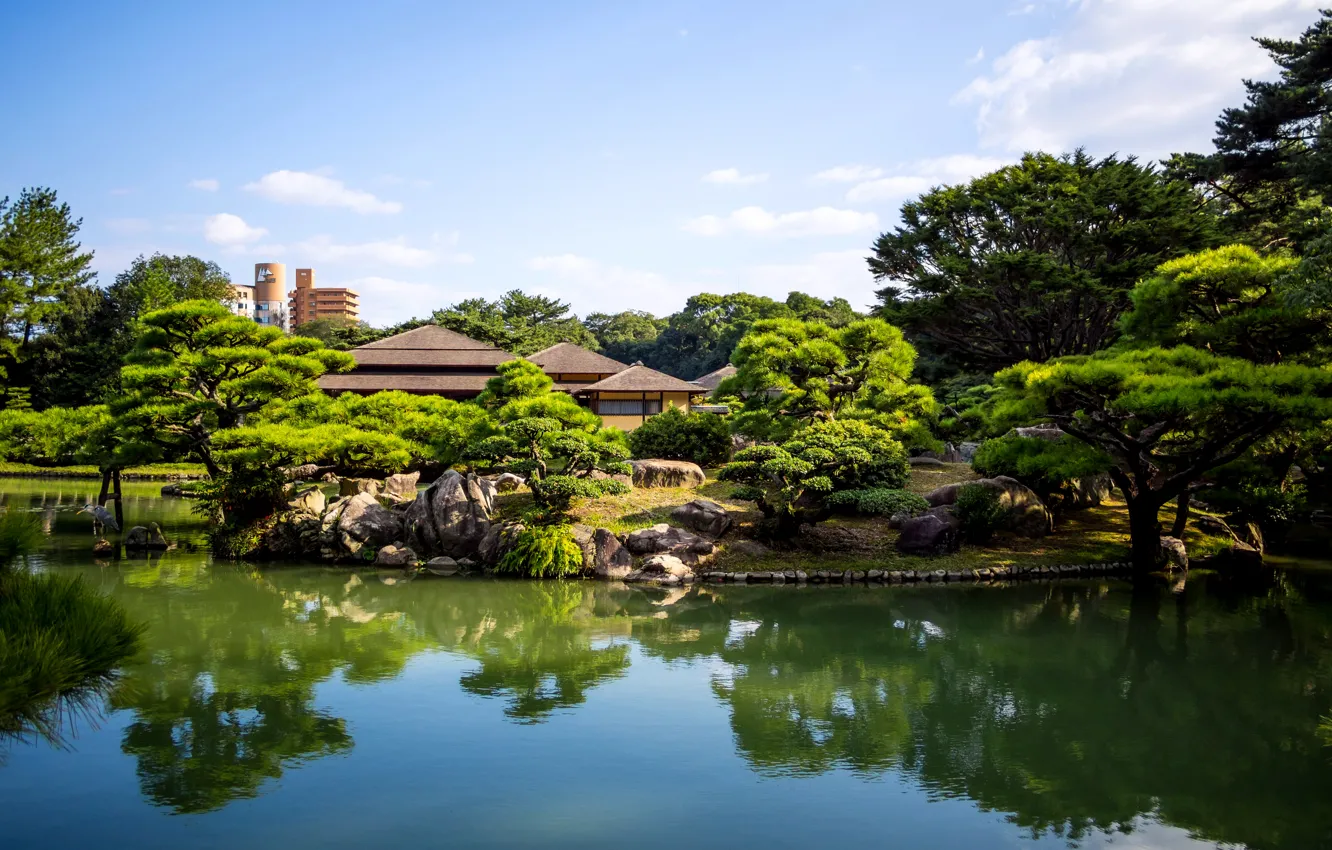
[528, 342, 629, 375]
[318, 374, 591, 395]
[575, 365, 704, 394]
[356, 325, 508, 352]
[351, 349, 512, 368]
[692, 364, 737, 392]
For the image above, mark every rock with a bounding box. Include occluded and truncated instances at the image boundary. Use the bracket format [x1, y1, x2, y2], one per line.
[403, 471, 496, 560]
[571, 525, 598, 570]
[339, 477, 382, 498]
[888, 511, 912, 529]
[908, 456, 946, 467]
[630, 460, 705, 489]
[338, 493, 406, 558]
[375, 544, 417, 566]
[124, 525, 169, 551]
[959, 442, 981, 462]
[726, 539, 770, 558]
[623, 523, 716, 564]
[1194, 515, 1239, 541]
[93, 538, 115, 555]
[624, 554, 693, 584]
[1231, 520, 1265, 554]
[425, 556, 460, 576]
[591, 528, 633, 579]
[670, 499, 732, 537]
[381, 472, 421, 503]
[284, 463, 322, 481]
[493, 472, 526, 493]
[477, 522, 524, 566]
[1210, 542, 1265, 570]
[896, 513, 961, 556]
[160, 483, 183, 497]
[590, 469, 634, 486]
[924, 475, 1052, 538]
[1065, 474, 1113, 509]
[1159, 536, 1189, 572]
[287, 484, 326, 516]
[1011, 425, 1064, 441]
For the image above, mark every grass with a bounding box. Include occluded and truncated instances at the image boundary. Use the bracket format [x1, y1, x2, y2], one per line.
[0, 512, 146, 743]
[0, 462, 208, 479]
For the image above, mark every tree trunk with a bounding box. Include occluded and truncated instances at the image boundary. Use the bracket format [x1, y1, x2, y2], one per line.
[1170, 491, 1190, 539]
[111, 469, 124, 528]
[1127, 497, 1163, 573]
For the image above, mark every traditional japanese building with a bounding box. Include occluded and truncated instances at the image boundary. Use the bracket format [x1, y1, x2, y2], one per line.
[573, 364, 704, 431]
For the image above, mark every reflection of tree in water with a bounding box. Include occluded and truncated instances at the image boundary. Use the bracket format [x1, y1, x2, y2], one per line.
[633, 580, 1332, 850]
[107, 566, 431, 813]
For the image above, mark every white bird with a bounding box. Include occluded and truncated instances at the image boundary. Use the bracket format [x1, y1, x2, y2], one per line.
[78, 504, 120, 537]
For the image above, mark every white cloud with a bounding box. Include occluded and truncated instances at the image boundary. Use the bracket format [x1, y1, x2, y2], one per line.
[683, 206, 878, 238]
[187, 178, 219, 192]
[243, 170, 402, 214]
[703, 168, 770, 185]
[743, 250, 875, 309]
[528, 254, 687, 315]
[273, 235, 437, 268]
[204, 213, 268, 246]
[846, 154, 1011, 203]
[332, 276, 477, 325]
[431, 230, 476, 264]
[813, 165, 884, 183]
[957, 0, 1323, 156]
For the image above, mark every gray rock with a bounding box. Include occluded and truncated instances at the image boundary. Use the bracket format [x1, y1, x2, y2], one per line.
[338, 493, 405, 558]
[630, 460, 705, 489]
[727, 539, 770, 557]
[1011, 425, 1064, 441]
[924, 475, 1052, 538]
[670, 499, 732, 537]
[623, 523, 715, 564]
[375, 544, 417, 566]
[382, 472, 421, 503]
[284, 463, 322, 481]
[908, 456, 946, 467]
[1233, 520, 1265, 554]
[888, 511, 913, 529]
[959, 442, 980, 462]
[592, 528, 633, 579]
[477, 522, 524, 566]
[896, 513, 961, 556]
[1065, 474, 1113, 509]
[287, 484, 326, 516]
[339, 477, 381, 498]
[1209, 542, 1265, 570]
[425, 556, 459, 576]
[1159, 536, 1189, 571]
[494, 472, 526, 493]
[403, 471, 495, 560]
[160, 483, 184, 497]
[124, 524, 169, 551]
[1194, 515, 1238, 541]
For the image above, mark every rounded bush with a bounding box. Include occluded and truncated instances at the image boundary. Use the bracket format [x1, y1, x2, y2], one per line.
[628, 406, 732, 466]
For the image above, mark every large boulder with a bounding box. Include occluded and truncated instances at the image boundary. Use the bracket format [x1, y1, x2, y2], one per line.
[924, 476, 1052, 538]
[896, 513, 961, 556]
[1065, 474, 1113, 509]
[339, 477, 381, 498]
[477, 521, 525, 565]
[424, 556, 460, 576]
[338, 492, 405, 558]
[375, 544, 417, 566]
[283, 463, 323, 481]
[670, 499, 732, 537]
[381, 472, 420, 503]
[124, 524, 169, 551]
[1207, 542, 1265, 570]
[1194, 515, 1239, 542]
[908, 456, 946, 467]
[403, 471, 496, 560]
[1232, 520, 1265, 554]
[592, 528, 633, 579]
[287, 484, 326, 516]
[493, 472, 525, 493]
[1159, 536, 1189, 571]
[630, 460, 705, 489]
[623, 523, 715, 565]
[624, 554, 694, 585]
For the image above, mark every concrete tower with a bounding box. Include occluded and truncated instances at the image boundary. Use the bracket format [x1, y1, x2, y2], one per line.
[253, 263, 288, 330]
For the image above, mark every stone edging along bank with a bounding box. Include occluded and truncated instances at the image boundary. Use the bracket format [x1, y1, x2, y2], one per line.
[635, 562, 1137, 587]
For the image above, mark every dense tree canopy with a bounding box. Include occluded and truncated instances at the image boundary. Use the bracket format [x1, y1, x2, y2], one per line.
[991, 346, 1332, 569]
[1121, 245, 1329, 364]
[870, 151, 1216, 373]
[583, 309, 665, 365]
[432, 290, 597, 355]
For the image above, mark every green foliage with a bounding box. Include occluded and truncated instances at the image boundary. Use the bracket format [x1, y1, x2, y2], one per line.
[529, 476, 630, 514]
[954, 484, 1006, 545]
[0, 405, 109, 466]
[290, 317, 387, 351]
[871, 151, 1216, 373]
[1122, 245, 1328, 364]
[627, 405, 732, 466]
[825, 488, 928, 517]
[584, 309, 666, 365]
[934, 375, 1001, 442]
[719, 420, 908, 537]
[1, 511, 145, 741]
[432, 290, 597, 355]
[496, 525, 585, 578]
[477, 358, 558, 407]
[991, 346, 1332, 568]
[111, 300, 354, 477]
[722, 316, 938, 446]
[0, 187, 96, 407]
[972, 435, 1113, 505]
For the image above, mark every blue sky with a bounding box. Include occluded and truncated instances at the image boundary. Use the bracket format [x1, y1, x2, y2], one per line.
[1, 0, 1322, 325]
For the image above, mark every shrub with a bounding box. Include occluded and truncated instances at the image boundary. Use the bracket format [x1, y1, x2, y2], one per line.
[496, 525, 584, 578]
[826, 488, 928, 517]
[1224, 482, 1308, 542]
[628, 406, 732, 466]
[973, 435, 1112, 505]
[954, 484, 1006, 544]
[529, 475, 629, 513]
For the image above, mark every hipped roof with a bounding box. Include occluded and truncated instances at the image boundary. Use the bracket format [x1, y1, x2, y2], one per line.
[349, 324, 513, 368]
[692, 364, 736, 392]
[528, 342, 629, 375]
[575, 364, 704, 394]
[318, 374, 592, 394]
[358, 324, 508, 352]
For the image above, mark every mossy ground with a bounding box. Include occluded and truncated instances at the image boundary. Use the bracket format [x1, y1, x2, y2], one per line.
[536, 462, 1238, 573]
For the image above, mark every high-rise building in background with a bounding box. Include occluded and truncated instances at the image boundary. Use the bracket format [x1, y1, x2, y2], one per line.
[252, 263, 288, 330]
[288, 268, 360, 328]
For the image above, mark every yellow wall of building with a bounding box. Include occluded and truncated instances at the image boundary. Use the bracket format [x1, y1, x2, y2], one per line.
[589, 391, 692, 431]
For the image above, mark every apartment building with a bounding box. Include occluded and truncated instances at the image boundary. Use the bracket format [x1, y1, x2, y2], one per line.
[287, 268, 360, 328]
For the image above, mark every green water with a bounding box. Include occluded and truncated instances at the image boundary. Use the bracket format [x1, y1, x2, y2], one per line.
[3, 477, 1332, 849]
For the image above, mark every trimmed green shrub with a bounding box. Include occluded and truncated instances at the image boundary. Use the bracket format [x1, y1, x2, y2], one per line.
[496, 525, 585, 578]
[530, 475, 630, 513]
[973, 435, 1112, 504]
[628, 406, 732, 466]
[825, 488, 928, 517]
[954, 484, 1007, 544]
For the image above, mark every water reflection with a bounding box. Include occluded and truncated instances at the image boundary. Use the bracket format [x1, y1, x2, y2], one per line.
[4, 478, 1332, 848]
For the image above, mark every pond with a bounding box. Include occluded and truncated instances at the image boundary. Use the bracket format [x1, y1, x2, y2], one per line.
[3, 477, 1332, 850]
